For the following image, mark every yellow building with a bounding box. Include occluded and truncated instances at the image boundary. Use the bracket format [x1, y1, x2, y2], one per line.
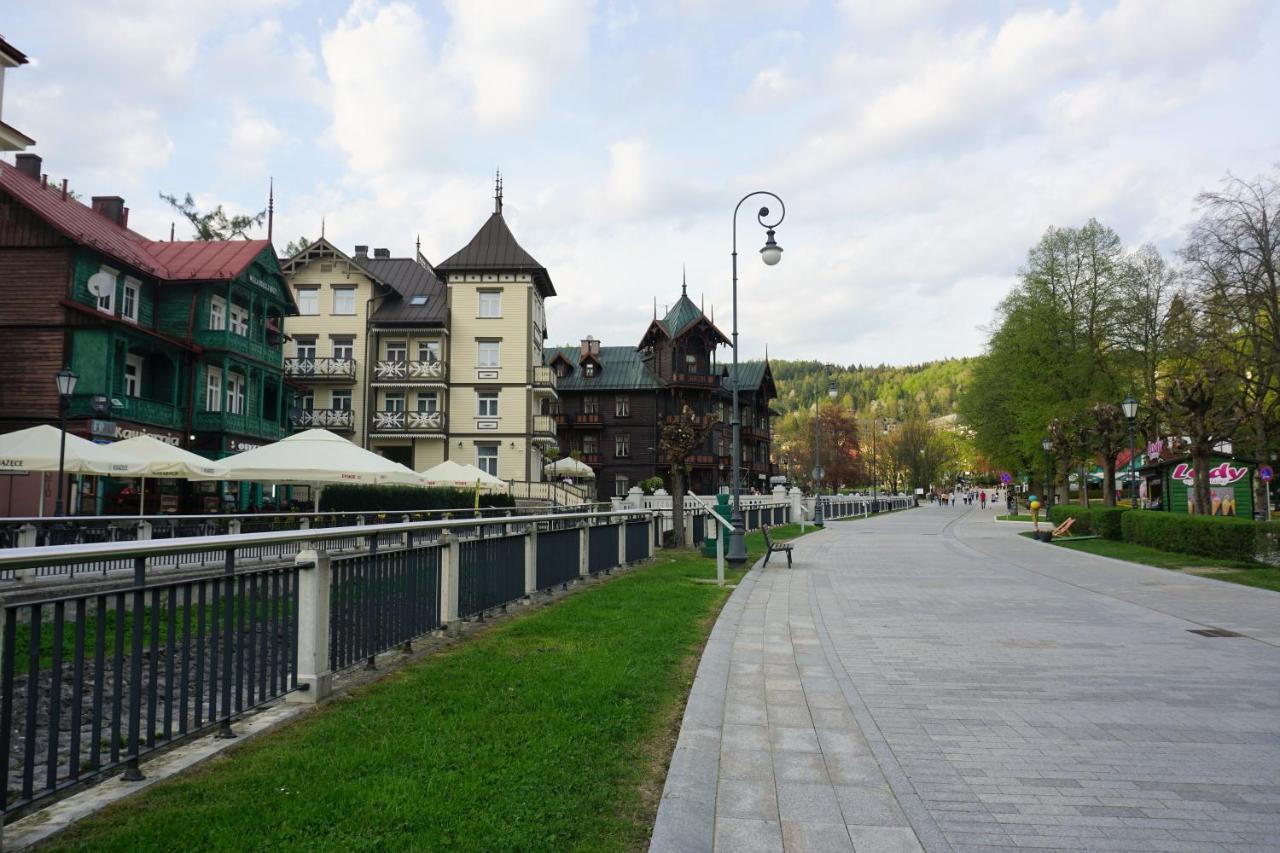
[435, 187, 558, 481]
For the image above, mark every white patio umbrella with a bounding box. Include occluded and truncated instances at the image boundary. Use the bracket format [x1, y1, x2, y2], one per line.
[419, 459, 507, 490]
[219, 429, 423, 510]
[0, 425, 148, 516]
[544, 456, 595, 480]
[112, 435, 229, 516]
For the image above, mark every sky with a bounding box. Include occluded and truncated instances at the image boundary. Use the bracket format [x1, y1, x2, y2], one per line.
[3, 0, 1277, 366]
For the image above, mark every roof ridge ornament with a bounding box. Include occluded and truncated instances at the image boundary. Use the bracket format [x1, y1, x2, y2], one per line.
[494, 168, 503, 214]
[682, 263, 687, 295]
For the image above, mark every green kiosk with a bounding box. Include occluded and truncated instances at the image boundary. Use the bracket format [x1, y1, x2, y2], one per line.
[1138, 453, 1253, 518]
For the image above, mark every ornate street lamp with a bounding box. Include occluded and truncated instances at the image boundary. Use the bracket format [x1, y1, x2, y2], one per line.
[53, 367, 78, 517]
[1041, 435, 1054, 512]
[727, 191, 786, 564]
[1121, 395, 1139, 507]
[812, 380, 836, 527]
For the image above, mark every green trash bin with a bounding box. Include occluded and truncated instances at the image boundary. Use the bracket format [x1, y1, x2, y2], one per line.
[702, 493, 732, 558]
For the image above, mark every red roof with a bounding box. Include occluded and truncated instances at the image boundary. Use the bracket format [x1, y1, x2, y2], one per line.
[0, 160, 272, 281]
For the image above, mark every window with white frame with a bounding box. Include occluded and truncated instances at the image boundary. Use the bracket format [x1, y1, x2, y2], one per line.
[332, 287, 355, 315]
[383, 391, 406, 412]
[385, 340, 407, 362]
[614, 433, 630, 458]
[296, 288, 319, 316]
[209, 295, 227, 330]
[229, 304, 249, 337]
[583, 362, 595, 377]
[583, 395, 598, 414]
[121, 279, 140, 323]
[205, 366, 223, 412]
[478, 289, 502, 318]
[615, 475, 629, 497]
[332, 336, 355, 360]
[477, 391, 499, 418]
[477, 340, 500, 368]
[418, 340, 441, 363]
[416, 391, 439, 413]
[298, 392, 314, 411]
[476, 444, 499, 477]
[295, 336, 317, 360]
[331, 389, 352, 410]
[123, 354, 143, 397]
[583, 435, 598, 454]
[226, 372, 246, 414]
[615, 395, 630, 417]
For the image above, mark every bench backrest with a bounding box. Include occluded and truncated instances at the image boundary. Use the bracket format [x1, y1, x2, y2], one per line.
[761, 524, 774, 546]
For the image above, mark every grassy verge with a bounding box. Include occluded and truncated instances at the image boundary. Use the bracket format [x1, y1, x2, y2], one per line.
[1053, 537, 1280, 593]
[45, 525, 810, 853]
[996, 514, 1037, 522]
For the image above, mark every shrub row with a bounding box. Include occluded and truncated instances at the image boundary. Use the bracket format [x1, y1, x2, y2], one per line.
[1046, 504, 1128, 539]
[1046, 504, 1280, 559]
[318, 484, 516, 513]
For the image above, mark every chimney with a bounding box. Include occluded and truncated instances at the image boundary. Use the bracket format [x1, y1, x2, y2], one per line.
[14, 153, 41, 180]
[91, 196, 127, 226]
[580, 336, 600, 358]
[373, 248, 390, 259]
[122, 207, 129, 228]
[353, 245, 369, 259]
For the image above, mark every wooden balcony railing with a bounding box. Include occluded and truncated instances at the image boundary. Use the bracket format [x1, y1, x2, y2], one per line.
[573, 413, 603, 427]
[371, 410, 445, 433]
[66, 393, 183, 429]
[531, 365, 558, 390]
[670, 372, 721, 388]
[290, 408, 355, 431]
[372, 359, 447, 383]
[284, 357, 357, 380]
[533, 415, 557, 437]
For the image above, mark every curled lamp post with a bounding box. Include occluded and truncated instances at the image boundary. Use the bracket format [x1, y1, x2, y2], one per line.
[1121, 395, 1139, 507]
[727, 191, 785, 565]
[54, 367, 78, 517]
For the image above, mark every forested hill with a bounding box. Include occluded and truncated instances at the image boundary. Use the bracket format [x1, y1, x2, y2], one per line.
[766, 358, 975, 419]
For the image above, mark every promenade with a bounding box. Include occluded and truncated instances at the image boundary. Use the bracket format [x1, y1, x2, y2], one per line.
[651, 505, 1280, 853]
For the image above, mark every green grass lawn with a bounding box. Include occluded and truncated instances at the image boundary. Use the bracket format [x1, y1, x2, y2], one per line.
[44, 525, 810, 853]
[996, 514, 1038, 522]
[1053, 537, 1280, 593]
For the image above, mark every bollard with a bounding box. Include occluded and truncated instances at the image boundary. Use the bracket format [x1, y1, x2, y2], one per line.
[289, 547, 333, 703]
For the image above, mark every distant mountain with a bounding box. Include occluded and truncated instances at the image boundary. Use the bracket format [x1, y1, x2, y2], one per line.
[767, 358, 975, 420]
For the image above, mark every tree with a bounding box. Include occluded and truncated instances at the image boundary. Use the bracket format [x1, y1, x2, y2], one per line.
[282, 236, 312, 258]
[1087, 402, 1129, 507]
[1155, 366, 1247, 515]
[773, 404, 863, 491]
[660, 406, 716, 548]
[160, 192, 266, 240]
[1117, 245, 1181, 440]
[887, 416, 960, 496]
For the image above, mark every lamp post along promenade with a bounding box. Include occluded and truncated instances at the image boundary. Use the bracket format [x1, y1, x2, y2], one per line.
[53, 367, 78, 517]
[1122, 395, 1139, 507]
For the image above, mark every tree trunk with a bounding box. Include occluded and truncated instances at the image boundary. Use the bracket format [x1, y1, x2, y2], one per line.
[670, 464, 687, 548]
[1191, 449, 1213, 515]
[1101, 458, 1116, 507]
[1255, 419, 1270, 521]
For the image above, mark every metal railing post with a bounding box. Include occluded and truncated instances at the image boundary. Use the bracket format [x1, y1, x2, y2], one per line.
[289, 547, 333, 703]
[715, 522, 725, 587]
[121, 554, 147, 781]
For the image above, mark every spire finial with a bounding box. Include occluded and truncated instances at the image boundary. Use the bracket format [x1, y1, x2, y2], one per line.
[267, 177, 275, 243]
[653, 296, 657, 320]
[494, 169, 503, 214]
[416, 233, 421, 256]
[682, 263, 687, 295]
[321, 217, 326, 238]
[170, 221, 175, 241]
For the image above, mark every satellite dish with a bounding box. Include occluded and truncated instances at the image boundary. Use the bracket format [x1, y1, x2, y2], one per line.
[87, 271, 115, 297]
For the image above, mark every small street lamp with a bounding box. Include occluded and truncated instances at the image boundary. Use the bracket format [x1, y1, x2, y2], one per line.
[727, 191, 786, 565]
[1041, 435, 1054, 512]
[1121, 395, 1139, 508]
[53, 367, 78, 517]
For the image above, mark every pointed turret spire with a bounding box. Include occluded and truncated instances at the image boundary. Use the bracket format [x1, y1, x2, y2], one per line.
[653, 296, 657, 320]
[267, 177, 275, 242]
[494, 169, 503, 214]
[682, 263, 687, 295]
[416, 234, 421, 255]
[321, 217, 326, 238]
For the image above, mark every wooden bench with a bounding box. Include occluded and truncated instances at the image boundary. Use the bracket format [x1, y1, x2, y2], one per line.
[761, 524, 793, 568]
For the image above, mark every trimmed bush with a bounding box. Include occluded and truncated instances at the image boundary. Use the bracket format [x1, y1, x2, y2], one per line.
[1048, 504, 1093, 535]
[1090, 507, 1128, 541]
[318, 484, 516, 513]
[1121, 510, 1257, 562]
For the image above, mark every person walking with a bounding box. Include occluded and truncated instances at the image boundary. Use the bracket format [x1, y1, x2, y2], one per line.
[980, 490, 987, 509]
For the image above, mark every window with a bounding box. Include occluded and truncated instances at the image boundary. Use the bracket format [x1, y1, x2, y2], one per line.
[331, 389, 352, 411]
[92, 268, 117, 314]
[477, 391, 499, 418]
[229, 304, 249, 337]
[296, 288, 319, 315]
[477, 340, 500, 368]
[478, 290, 502, 318]
[383, 391, 405, 412]
[295, 336, 317, 360]
[418, 340, 441, 363]
[555, 362, 568, 378]
[209, 295, 227, 330]
[332, 336, 354, 360]
[583, 395, 598, 415]
[409, 296, 428, 306]
[615, 395, 630, 417]
[205, 367, 222, 412]
[332, 287, 356, 315]
[615, 476, 629, 498]
[583, 363, 596, 377]
[121, 279, 139, 323]
[583, 435, 598, 454]
[476, 444, 499, 477]
[124, 354, 143, 397]
[226, 373, 246, 414]
[298, 392, 314, 411]
[686, 354, 697, 368]
[416, 391, 439, 413]
[614, 433, 630, 458]
[385, 341, 407, 362]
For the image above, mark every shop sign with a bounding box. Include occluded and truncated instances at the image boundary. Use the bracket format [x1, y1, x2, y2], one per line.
[1171, 462, 1248, 486]
[90, 419, 118, 439]
[116, 427, 180, 445]
[228, 439, 263, 453]
[1147, 439, 1164, 457]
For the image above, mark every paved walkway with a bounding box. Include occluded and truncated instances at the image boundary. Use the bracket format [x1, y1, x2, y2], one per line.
[650, 506, 1280, 853]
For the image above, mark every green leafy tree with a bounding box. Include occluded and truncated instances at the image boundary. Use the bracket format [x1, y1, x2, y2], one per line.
[282, 236, 312, 258]
[160, 192, 266, 240]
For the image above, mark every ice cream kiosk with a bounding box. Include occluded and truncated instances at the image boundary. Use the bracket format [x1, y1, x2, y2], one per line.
[1139, 452, 1253, 517]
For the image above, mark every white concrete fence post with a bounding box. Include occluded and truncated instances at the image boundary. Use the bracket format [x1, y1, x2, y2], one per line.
[289, 547, 333, 704]
[578, 521, 590, 579]
[789, 487, 803, 528]
[616, 517, 627, 568]
[136, 520, 152, 541]
[648, 512, 657, 557]
[439, 529, 460, 630]
[524, 524, 538, 601]
[14, 525, 37, 582]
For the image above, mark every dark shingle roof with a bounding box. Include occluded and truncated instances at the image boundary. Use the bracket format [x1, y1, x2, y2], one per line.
[545, 346, 663, 391]
[436, 212, 555, 297]
[363, 257, 447, 325]
[726, 362, 766, 390]
[660, 293, 703, 336]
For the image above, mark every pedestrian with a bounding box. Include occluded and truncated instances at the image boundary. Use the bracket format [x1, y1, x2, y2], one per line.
[980, 490, 987, 509]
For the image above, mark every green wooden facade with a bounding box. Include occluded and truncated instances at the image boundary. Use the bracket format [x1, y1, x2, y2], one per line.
[1142, 453, 1254, 518]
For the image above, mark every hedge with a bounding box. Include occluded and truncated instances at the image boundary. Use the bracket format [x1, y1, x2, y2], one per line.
[1048, 504, 1133, 540]
[1090, 507, 1128, 541]
[1120, 510, 1258, 562]
[1048, 504, 1093, 535]
[318, 484, 516, 513]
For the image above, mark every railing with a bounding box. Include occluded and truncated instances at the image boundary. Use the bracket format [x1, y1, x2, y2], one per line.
[284, 357, 357, 380]
[191, 410, 288, 441]
[0, 507, 657, 817]
[372, 359, 447, 383]
[819, 494, 914, 519]
[192, 328, 282, 366]
[531, 365, 558, 391]
[371, 410, 445, 433]
[572, 413, 603, 427]
[670, 372, 721, 388]
[533, 415, 556, 437]
[579, 452, 602, 465]
[65, 393, 185, 430]
[657, 452, 716, 466]
[505, 480, 596, 506]
[291, 408, 355, 431]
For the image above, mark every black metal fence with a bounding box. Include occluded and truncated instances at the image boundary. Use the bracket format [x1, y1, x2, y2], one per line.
[625, 521, 649, 563]
[588, 524, 618, 574]
[535, 528, 581, 590]
[457, 534, 526, 618]
[329, 546, 441, 671]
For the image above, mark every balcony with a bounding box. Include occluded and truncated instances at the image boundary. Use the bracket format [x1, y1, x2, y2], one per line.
[671, 372, 721, 389]
[284, 357, 357, 382]
[291, 408, 355, 432]
[66, 393, 183, 430]
[373, 359, 447, 384]
[663, 413, 717, 428]
[371, 410, 445, 434]
[533, 415, 557, 439]
[193, 328, 283, 366]
[192, 410, 287, 441]
[531, 365, 558, 392]
[572, 412, 604, 428]
[658, 451, 718, 467]
[579, 452, 602, 466]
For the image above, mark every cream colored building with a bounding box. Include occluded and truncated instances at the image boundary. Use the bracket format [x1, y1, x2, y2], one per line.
[435, 189, 558, 481]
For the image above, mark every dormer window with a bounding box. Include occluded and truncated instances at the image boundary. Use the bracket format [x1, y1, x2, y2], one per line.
[584, 363, 596, 377]
[410, 296, 428, 306]
[556, 363, 568, 378]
